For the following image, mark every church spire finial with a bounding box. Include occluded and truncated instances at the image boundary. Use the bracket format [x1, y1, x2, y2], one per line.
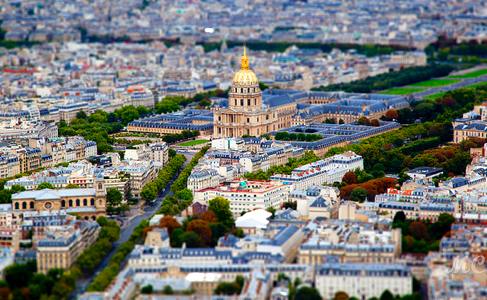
[241, 45, 249, 70]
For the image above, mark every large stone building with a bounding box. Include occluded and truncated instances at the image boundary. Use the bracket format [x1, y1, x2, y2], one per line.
[213, 48, 296, 138]
[11, 186, 106, 220]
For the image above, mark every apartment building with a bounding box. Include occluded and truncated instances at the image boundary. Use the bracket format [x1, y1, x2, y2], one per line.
[194, 180, 289, 217]
[298, 220, 402, 265]
[271, 151, 363, 191]
[316, 263, 412, 300]
[36, 220, 100, 273]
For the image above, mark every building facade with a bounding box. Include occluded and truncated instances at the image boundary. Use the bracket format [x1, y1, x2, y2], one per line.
[193, 179, 289, 217]
[11, 187, 106, 220]
[36, 220, 100, 273]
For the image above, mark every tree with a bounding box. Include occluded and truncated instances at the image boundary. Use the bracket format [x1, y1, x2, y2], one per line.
[141, 284, 153, 294]
[295, 286, 322, 300]
[385, 109, 399, 120]
[37, 182, 55, 190]
[106, 188, 123, 214]
[163, 285, 174, 295]
[349, 187, 368, 202]
[10, 185, 26, 193]
[409, 221, 429, 240]
[65, 183, 80, 189]
[208, 197, 235, 229]
[266, 207, 276, 218]
[370, 119, 380, 127]
[76, 111, 88, 119]
[380, 290, 394, 300]
[214, 276, 244, 295]
[159, 215, 181, 235]
[180, 231, 203, 248]
[199, 210, 217, 223]
[334, 291, 350, 300]
[357, 116, 370, 126]
[393, 211, 406, 223]
[0, 190, 12, 204]
[4, 261, 36, 289]
[141, 182, 157, 202]
[342, 171, 357, 184]
[187, 219, 212, 246]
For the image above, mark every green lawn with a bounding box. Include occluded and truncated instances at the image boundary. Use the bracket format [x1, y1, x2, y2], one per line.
[381, 87, 426, 95]
[423, 92, 446, 101]
[409, 78, 460, 88]
[448, 68, 487, 79]
[178, 139, 209, 147]
[465, 81, 487, 89]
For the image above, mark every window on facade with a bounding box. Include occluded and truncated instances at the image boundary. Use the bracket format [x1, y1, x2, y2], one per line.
[14, 202, 19, 210]
[61, 200, 66, 207]
[247, 99, 251, 106]
[83, 199, 87, 206]
[22, 202, 26, 209]
[91, 198, 95, 205]
[76, 199, 80, 206]
[29, 201, 34, 209]
[69, 200, 73, 207]
[240, 99, 243, 106]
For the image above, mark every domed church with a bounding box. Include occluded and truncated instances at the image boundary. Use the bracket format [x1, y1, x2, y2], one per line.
[213, 48, 296, 138]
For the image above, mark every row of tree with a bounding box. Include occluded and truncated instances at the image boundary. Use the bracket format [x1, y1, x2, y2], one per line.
[327, 85, 487, 177]
[59, 105, 152, 153]
[89, 154, 188, 292]
[161, 130, 199, 144]
[140, 154, 186, 202]
[155, 90, 227, 114]
[311, 64, 454, 93]
[58, 89, 227, 153]
[199, 40, 411, 57]
[339, 173, 398, 202]
[1, 217, 119, 299]
[274, 132, 323, 142]
[156, 147, 209, 216]
[89, 148, 209, 290]
[87, 219, 149, 292]
[244, 151, 320, 180]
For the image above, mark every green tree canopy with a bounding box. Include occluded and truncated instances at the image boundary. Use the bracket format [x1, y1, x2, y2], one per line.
[296, 286, 322, 300]
[37, 182, 55, 190]
[208, 197, 235, 229]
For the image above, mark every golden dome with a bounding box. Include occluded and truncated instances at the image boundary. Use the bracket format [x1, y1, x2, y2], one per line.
[232, 47, 259, 86]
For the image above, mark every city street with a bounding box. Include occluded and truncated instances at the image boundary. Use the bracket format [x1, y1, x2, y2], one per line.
[72, 150, 194, 297]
